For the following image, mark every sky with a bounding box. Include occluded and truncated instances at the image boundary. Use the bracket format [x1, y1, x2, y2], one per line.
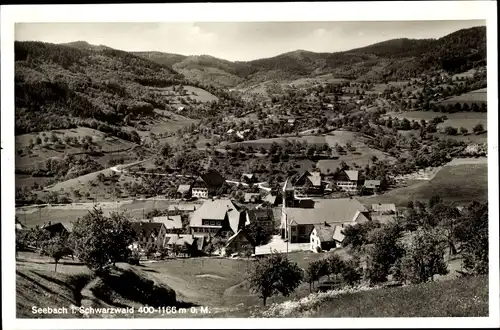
[15, 20, 485, 61]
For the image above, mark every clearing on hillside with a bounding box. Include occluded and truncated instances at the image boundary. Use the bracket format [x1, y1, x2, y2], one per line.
[359, 163, 488, 206]
[439, 88, 487, 105]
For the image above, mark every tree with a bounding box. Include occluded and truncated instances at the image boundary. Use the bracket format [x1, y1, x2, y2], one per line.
[40, 234, 70, 272]
[460, 127, 468, 135]
[160, 142, 172, 158]
[365, 223, 404, 284]
[305, 259, 328, 292]
[393, 227, 449, 284]
[454, 202, 488, 275]
[341, 257, 362, 286]
[342, 222, 381, 249]
[443, 126, 457, 136]
[248, 252, 303, 306]
[245, 222, 272, 247]
[473, 123, 484, 134]
[70, 207, 136, 272]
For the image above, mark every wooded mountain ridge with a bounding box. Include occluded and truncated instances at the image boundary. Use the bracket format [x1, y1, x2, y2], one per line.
[133, 26, 486, 87]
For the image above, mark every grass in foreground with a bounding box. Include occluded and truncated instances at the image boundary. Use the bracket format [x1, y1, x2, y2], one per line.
[255, 275, 488, 318]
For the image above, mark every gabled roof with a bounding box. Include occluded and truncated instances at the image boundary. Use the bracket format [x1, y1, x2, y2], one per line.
[352, 210, 371, 223]
[371, 214, 397, 224]
[332, 225, 346, 242]
[285, 198, 367, 226]
[226, 229, 255, 247]
[364, 180, 381, 188]
[264, 193, 277, 205]
[283, 178, 294, 192]
[42, 222, 69, 234]
[177, 185, 192, 194]
[313, 225, 336, 242]
[189, 199, 243, 233]
[165, 233, 195, 247]
[307, 175, 322, 187]
[247, 208, 273, 223]
[131, 221, 165, 238]
[153, 215, 182, 230]
[244, 193, 261, 203]
[344, 170, 359, 181]
[168, 204, 198, 212]
[371, 203, 397, 213]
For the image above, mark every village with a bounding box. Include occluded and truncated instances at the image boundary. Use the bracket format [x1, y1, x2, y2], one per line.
[20, 167, 399, 261]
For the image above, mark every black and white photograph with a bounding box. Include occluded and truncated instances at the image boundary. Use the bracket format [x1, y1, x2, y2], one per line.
[1, 2, 498, 329]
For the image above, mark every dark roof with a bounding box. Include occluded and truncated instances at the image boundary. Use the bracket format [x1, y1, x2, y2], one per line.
[227, 229, 255, 247]
[131, 221, 165, 238]
[247, 208, 274, 223]
[42, 223, 69, 234]
[313, 225, 336, 242]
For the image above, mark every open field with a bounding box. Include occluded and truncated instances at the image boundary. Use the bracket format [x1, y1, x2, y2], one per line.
[440, 88, 487, 105]
[148, 85, 218, 105]
[386, 111, 487, 133]
[16, 199, 200, 230]
[359, 163, 488, 206]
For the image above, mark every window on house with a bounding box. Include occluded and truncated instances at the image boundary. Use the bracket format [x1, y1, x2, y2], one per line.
[299, 226, 305, 234]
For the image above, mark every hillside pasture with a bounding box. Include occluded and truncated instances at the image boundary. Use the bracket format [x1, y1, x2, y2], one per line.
[359, 163, 488, 206]
[16, 127, 139, 171]
[149, 85, 218, 104]
[439, 88, 487, 105]
[386, 111, 487, 132]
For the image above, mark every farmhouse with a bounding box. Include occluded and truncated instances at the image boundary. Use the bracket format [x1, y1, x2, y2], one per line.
[41, 222, 69, 238]
[130, 221, 167, 250]
[164, 233, 204, 256]
[333, 170, 359, 192]
[280, 197, 369, 243]
[189, 199, 246, 237]
[152, 215, 182, 234]
[223, 229, 255, 257]
[241, 173, 257, 184]
[244, 193, 261, 204]
[364, 180, 381, 191]
[168, 204, 198, 213]
[176, 184, 192, 199]
[191, 177, 209, 199]
[309, 224, 336, 252]
[293, 171, 324, 196]
[246, 208, 275, 233]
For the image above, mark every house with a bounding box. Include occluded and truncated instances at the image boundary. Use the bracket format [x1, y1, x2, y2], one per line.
[244, 193, 261, 204]
[223, 229, 255, 257]
[241, 173, 257, 184]
[310, 224, 336, 252]
[332, 223, 356, 248]
[168, 203, 198, 213]
[333, 170, 359, 192]
[191, 177, 209, 199]
[246, 208, 275, 234]
[293, 171, 324, 196]
[364, 180, 381, 191]
[177, 106, 185, 112]
[189, 199, 246, 237]
[42, 222, 69, 238]
[152, 215, 183, 234]
[371, 203, 397, 214]
[263, 193, 280, 207]
[164, 233, 204, 257]
[130, 221, 168, 250]
[15, 218, 24, 231]
[177, 185, 192, 199]
[280, 198, 369, 243]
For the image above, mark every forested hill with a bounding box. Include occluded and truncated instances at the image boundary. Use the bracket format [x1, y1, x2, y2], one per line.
[15, 41, 185, 136]
[135, 26, 486, 87]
